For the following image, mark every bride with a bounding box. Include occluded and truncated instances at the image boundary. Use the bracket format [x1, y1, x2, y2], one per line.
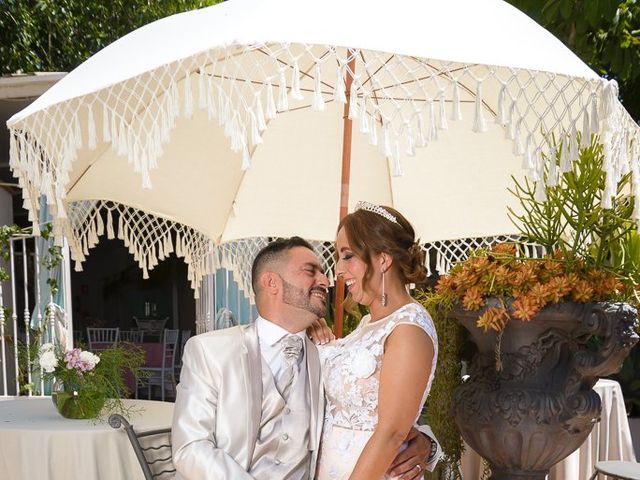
[316, 202, 438, 480]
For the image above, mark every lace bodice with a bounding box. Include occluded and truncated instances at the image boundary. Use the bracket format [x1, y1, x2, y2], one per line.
[319, 302, 438, 432]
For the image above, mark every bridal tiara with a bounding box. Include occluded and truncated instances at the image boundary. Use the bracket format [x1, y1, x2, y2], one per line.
[355, 201, 398, 224]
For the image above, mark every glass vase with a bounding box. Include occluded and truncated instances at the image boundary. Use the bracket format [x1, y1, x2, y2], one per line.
[51, 379, 106, 419]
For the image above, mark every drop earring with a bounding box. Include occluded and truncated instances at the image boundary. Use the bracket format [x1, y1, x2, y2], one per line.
[381, 269, 388, 307]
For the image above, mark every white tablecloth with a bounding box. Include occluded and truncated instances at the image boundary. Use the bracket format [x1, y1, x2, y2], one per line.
[0, 397, 174, 480]
[461, 379, 636, 480]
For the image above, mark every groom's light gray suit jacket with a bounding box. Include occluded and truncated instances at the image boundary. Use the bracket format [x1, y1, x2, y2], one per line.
[172, 323, 324, 479]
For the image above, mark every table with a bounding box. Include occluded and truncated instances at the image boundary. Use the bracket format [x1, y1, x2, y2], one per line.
[461, 379, 637, 479]
[0, 397, 174, 480]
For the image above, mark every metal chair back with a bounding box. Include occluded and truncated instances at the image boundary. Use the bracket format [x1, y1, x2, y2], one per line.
[86, 327, 120, 351]
[109, 414, 175, 479]
[120, 330, 145, 343]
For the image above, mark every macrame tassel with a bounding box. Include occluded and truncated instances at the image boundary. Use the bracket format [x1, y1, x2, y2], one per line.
[278, 69, 288, 111]
[590, 93, 599, 135]
[266, 81, 277, 119]
[312, 64, 325, 112]
[560, 136, 571, 172]
[428, 100, 438, 141]
[473, 81, 487, 133]
[451, 81, 462, 121]
[110, 111, 118, 150]
[334, 64, 347, 104]
[496, 83, 507, 126]
[534, 179, 547, 202]
[166, 232, 174, 254]
[254, 91, 266, 131]
[370, 122, 378, 146]
[405, 121, 415, 157]
[348, 81, 359, 120]
[547, 145, 558, 187]
[290, 59, 303, 101]
[417, 114, 426, 148]
[425, 249, 432, 277]
[581, 106, 590, 147]
[438, 91, 448, 130]
[176, 232, 183, 257]
[184, 71, 194, 119]
[87, 104, 97, 150]
[217, 84, 227, 126]
[117, 214, 124, 240]
[96, 211, 104, 236]
[106, 210, 115, 239]
[55, 196, 67, 220]
[570, 124, 579, 159]
[359, 111, 370, 134]
[198, 66, 207, 110]
[507, 103, 517, 140]
[513, 119, 524, 155]
[73, 114, 82, 149]
[249, 109, 263, 147]
[205, 77, 216, 121]
[522, 134, 534, 170]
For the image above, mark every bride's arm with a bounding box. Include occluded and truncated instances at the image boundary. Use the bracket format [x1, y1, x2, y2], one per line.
[348, 324, 434, 480]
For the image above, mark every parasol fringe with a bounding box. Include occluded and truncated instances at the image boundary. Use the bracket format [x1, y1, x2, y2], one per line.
[560, 136, 571, 172]
[496, 83, 507, 126]
[348, 81, 359, 120]
[102, 104, 111, 143]
[106, 209, 114, 239]
[334, 63, 346, 104]
[87, 104, 97, 150]
[312, 63, 325, 112]
[438, 90, 448, 130]
[266, 81, 277, 119]
[184, 70, 194, 119]
[581, 105, 591, 148]
[405, 121, 415, 156]
[451, 80, 462, 121]
[278, 68, 288, 111]
[198, 66, 207, 110]
[428, 100, 437, 141]
[254, 91, 266, 131]
[417, 113, 426, 148]
[473, 81, 488, 133]
[291, 59, 303, 100]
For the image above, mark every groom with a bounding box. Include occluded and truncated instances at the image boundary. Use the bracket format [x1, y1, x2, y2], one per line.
[172, 237, 439, 479]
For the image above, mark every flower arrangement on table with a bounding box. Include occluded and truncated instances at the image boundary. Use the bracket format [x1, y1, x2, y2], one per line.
[38, 342, 145, 419]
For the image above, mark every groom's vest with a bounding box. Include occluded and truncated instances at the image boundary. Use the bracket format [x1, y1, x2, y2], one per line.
[250, 349, 312, 480]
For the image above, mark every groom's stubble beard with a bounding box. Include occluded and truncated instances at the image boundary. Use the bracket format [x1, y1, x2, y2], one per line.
[282, 279, 327, 319]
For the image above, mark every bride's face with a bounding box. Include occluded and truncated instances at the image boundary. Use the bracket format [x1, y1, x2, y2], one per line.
[336, 227, 379, 306]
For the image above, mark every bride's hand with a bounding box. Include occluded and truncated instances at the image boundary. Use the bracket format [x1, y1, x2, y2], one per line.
[307, 318, 335, 345]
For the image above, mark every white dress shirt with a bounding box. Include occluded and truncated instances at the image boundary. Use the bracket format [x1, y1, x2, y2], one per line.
[255, 316, 306, 379]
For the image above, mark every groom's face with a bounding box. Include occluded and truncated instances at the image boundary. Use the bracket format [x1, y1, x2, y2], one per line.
[279, 247, 329, 319]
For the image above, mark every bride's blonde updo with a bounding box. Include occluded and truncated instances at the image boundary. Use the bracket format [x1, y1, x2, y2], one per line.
[338, 204, 427, 291]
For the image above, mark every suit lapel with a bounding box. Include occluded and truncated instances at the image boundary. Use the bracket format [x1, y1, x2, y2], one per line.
[240, 323, 263, 467]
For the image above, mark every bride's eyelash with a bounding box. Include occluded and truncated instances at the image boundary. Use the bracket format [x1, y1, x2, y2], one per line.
[341, 252, 353, 260]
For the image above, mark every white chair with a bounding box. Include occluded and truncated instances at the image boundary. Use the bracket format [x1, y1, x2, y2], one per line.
[137, 329, 179, 402]
[119, 330, 145, 343]
[86, 327, 119, 351]
[589, 461, 640, 480]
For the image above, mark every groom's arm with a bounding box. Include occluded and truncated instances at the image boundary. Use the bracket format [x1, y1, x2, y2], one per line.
[172, 337, 255, 480]
[387, 425, 443, 479]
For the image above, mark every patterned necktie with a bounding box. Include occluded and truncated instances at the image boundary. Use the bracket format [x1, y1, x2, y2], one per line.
[276, 334, 303, 401]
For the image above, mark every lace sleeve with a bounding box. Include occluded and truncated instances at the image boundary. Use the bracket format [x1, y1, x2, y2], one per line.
[384, 303, 438, 354]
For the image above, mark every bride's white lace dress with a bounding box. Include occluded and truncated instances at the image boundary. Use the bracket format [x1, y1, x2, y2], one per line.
[316, 302, 438, 480]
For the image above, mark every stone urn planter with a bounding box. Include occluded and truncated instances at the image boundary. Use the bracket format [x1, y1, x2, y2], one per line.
[451, 300, 639, 480]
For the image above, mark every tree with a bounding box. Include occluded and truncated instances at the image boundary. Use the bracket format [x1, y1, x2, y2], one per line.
[0, 0, 222, 75]
[507, 0, 640, 119]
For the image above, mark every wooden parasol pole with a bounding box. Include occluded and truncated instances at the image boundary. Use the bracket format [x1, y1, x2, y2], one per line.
[334, 55, 356, 338]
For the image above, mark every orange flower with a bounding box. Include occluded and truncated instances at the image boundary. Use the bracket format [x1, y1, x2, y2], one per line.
[546, 275, 572, 303]
[477, 306, 510, 332]
[511, 296, 541, 322]
[571, 280, 594, 303]
[462, 287, 484, 311]
[491, 243, 517, 256]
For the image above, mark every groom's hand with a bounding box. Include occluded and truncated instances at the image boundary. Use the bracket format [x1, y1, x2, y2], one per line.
[387, 427, 431, 479]
[307, 318, 335, 345]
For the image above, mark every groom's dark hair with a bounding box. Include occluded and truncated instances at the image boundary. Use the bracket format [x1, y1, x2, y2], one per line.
[251, 236, 315, 294]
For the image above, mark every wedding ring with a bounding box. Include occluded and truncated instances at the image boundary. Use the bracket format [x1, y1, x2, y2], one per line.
[415, 464, 422, 472]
